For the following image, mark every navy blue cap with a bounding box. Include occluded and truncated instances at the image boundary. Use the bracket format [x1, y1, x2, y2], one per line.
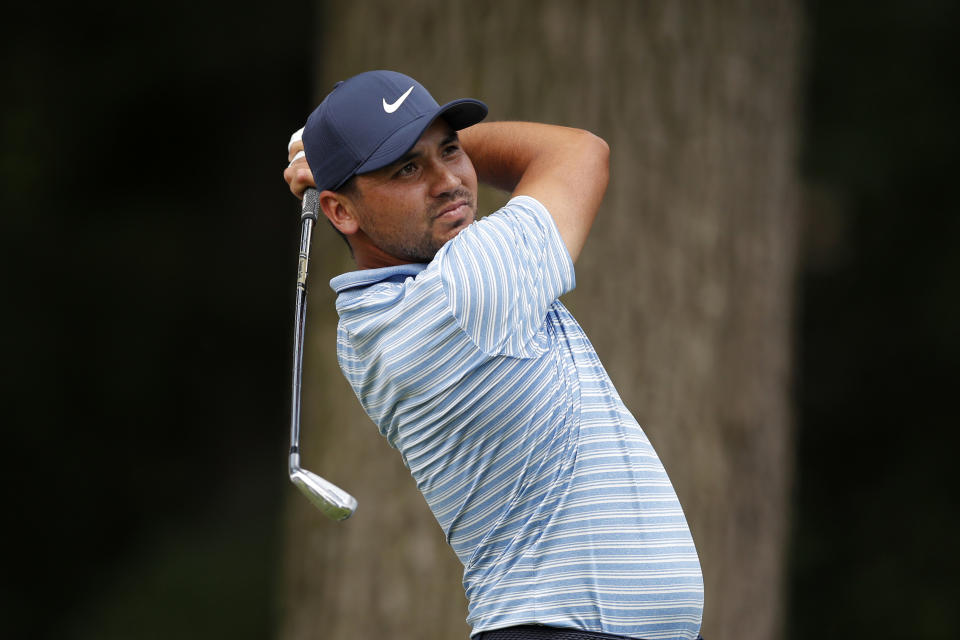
[302, 70, 488, 192]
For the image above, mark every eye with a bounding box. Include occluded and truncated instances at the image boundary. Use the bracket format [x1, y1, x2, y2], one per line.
[442, 143, 461, 157]
[395, 162, 418, 178]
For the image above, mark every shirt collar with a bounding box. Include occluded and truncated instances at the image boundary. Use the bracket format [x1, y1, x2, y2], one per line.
[329, 263, 429, 293]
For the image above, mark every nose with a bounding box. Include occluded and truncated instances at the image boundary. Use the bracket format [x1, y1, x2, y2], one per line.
[428, 161, 461, 197]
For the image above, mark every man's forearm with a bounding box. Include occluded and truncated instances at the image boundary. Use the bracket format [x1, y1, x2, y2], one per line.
[459, 121, 601, 191]
[458, 121, 610, 263]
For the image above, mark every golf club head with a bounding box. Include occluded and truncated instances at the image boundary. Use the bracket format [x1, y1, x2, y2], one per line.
[289, 464, 357, 521]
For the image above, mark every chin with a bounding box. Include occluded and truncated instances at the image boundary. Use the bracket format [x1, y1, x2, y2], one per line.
[429, 225, 464, 255]
[450, 216, 474, 237]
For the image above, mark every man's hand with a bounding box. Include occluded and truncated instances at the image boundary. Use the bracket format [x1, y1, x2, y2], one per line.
[284, 127, 316, 200]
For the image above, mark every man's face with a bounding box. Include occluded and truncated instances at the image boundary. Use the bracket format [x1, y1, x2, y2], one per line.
[347, 119, 478, 264]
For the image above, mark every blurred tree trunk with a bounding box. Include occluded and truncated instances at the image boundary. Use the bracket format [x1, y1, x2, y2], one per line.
[279, 2, 802, 639]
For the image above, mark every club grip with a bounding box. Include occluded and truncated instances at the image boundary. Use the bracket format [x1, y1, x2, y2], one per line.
[301, 187, 319, 222]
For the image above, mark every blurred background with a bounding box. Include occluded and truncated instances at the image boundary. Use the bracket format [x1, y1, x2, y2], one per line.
[3, 1, 957, 639]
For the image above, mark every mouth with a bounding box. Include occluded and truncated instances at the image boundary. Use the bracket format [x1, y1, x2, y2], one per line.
[434, 199, 471, 221]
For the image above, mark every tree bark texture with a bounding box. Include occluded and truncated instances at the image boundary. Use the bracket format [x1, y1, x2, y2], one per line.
[279, 2, 802, 639]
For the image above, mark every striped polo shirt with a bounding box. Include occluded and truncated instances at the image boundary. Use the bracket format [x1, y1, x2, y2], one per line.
[330, 196, 703, 639]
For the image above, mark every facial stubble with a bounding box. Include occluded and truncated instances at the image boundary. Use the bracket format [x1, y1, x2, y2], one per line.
[358, 189, 476, 263]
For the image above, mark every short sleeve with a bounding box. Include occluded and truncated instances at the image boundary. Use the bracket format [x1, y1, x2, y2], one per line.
[436, 195, 576, 357]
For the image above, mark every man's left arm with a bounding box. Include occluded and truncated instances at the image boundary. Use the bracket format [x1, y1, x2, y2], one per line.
[458, 121, 609, 263]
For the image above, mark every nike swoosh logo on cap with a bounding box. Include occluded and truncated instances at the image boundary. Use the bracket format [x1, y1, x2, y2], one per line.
[382, 86, 414, 113]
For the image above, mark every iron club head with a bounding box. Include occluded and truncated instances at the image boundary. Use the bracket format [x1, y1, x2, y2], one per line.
[289, 453, 357, 521]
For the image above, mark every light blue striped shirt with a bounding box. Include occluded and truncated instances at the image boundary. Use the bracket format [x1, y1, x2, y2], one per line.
[330, 196, 703, 639]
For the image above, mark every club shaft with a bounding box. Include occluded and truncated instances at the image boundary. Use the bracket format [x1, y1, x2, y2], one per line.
[289, 208, 315, 463]
[286, 189, 356, 520]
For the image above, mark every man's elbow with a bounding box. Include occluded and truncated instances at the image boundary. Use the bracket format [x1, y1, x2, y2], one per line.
[585, 130, 610, 161]
[577, 130, 610, 198]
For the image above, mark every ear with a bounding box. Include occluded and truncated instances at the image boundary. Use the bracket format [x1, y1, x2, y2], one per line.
[318, 190, 360, 236]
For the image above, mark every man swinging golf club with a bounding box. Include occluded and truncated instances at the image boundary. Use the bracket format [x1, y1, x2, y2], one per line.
[284, 70, 704, 640]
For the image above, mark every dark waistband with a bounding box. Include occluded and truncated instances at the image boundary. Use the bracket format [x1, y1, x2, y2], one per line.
[475, 625, 641, 640]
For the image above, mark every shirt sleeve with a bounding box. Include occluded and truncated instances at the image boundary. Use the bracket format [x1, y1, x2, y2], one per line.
[436, 195, 576, 357]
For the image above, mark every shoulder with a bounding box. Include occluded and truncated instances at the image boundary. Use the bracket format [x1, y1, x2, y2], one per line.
[333, 264, 445, 336]
[474, 195, 555, 236]
[437, 195, 565, 263]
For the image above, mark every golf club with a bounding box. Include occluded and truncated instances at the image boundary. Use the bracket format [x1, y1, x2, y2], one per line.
[289, 187, 357, 521]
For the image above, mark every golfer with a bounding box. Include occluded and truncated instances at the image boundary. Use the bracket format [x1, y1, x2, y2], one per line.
[284, 70, 703, 640]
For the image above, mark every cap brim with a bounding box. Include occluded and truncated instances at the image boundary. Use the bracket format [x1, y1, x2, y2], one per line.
[436, 98, 488, 130]
[355, 98, 488, 176]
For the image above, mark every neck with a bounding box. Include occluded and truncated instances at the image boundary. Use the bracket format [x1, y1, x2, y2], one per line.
[350, 236, 419, 270]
